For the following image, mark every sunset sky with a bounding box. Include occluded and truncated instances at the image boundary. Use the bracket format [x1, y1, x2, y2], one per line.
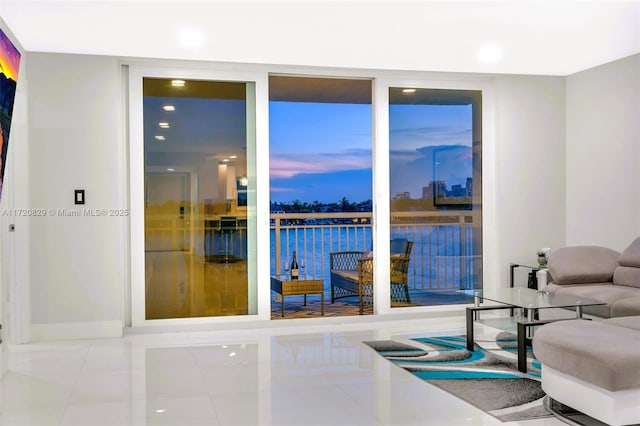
[269, 101, 472, 203]
[0, 28, 21, 82]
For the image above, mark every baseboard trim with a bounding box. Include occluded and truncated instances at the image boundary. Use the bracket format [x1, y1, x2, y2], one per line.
[31, 320, 123, 341]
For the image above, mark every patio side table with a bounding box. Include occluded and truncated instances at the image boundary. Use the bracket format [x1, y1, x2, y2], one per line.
[271, 276, 324, 317]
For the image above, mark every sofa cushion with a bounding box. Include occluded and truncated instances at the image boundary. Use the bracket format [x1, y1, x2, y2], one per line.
[533, 319, 640, 391]
[547, 246, 620, 285]
[613, 266, 640, 289]
[549, 284, 640, 318]
[604, 315, 640, 330]
[618, 236, 640, 267]
[390, 238, 410, 256]
[331, 269, 358, 281]
[610, 297, 640, 317]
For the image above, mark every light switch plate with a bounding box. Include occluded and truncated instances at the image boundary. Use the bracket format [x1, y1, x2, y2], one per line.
[74, 189, 85, 205]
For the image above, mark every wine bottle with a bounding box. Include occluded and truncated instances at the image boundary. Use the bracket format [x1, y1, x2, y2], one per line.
[290, 250, 299, 280]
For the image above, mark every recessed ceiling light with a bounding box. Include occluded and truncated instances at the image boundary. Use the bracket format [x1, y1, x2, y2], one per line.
[167, 168, 175, 172]
[222, 159, 229, 163]
[159, 122, 170, 128]
[477, 44, 504, 64]
[402, 88, 416, 93]
[178, 28, 205, 49]
[230, 155, 237, 159]
[171, 80, 185, 87]
[163, 105, 175, 111]
[154, 135, 165, 141]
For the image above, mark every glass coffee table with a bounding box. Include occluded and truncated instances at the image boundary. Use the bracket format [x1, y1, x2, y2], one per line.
[462, 287, 606, 372]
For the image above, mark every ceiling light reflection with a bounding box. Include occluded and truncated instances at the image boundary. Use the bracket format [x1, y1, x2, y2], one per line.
[163, 105, 175, 111]
[402, 88, 416, 93]
[171, 80, 185, 87]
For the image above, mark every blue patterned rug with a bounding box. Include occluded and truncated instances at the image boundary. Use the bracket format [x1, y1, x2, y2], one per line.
[365, 332, 551, 422]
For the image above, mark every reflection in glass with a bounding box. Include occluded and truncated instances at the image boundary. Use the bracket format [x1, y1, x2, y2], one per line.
[143, 78, 256, 319]
[389, 88, 482, 308]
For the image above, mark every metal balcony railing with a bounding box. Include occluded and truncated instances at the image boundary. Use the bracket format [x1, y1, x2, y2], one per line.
[271, 211, 480, 292]
[144, 210, 481, 293]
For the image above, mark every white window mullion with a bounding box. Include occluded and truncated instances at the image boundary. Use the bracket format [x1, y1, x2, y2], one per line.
[373, 78, 392, 314]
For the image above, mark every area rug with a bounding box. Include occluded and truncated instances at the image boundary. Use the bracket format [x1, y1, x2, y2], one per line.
[364, 332, 568, 423]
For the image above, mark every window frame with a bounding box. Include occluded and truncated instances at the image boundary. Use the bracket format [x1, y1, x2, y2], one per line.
[126, 63, 496, 328]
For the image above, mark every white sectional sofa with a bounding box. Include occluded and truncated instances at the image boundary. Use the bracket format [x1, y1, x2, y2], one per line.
[544, 237, 640, 317]
[533, 237, 640, 425]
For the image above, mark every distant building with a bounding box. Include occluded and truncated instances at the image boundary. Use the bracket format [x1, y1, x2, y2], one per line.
[433, 181, 446, 198]
[451, 184, 464, 197]
[422, 181, 447, 199]
[422, 183, 433, 199]
[393, 191, 411, 200]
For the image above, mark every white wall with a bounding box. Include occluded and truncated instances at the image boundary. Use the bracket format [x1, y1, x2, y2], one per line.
[494, 75, 567, 276]
[566, 54, 640, 251]
[20, 52, 570, 338]
[26, 53, 126, 339]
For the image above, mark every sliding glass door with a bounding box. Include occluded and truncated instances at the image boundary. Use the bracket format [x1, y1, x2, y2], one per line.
[268, 76, 373, 317]
[388, 87, 483, 308]
[130, 69, 260, 324]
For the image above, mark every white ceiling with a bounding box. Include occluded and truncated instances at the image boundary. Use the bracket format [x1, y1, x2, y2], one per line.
[1, 0, 639, 76]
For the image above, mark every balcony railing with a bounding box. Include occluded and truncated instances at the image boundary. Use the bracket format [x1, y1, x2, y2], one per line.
[271, 211, 479, 292]
[144, 210, 481, 293]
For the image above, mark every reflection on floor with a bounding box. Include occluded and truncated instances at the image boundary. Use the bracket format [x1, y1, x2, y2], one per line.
[0, 317, 566, 425]
[145, 252, 249, 320]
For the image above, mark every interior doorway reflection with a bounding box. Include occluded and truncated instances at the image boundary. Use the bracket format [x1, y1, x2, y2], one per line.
[143, 77, 256, 319]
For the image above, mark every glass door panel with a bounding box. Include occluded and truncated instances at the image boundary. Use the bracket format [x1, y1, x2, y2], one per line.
[143, 77, 256, 319]
[269, 76, 373, 317]
[389, 88, 482, 308]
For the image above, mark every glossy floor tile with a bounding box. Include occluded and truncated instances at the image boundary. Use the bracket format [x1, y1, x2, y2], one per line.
[0, 316, 565, 426]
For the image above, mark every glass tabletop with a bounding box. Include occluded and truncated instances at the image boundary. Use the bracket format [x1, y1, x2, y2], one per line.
[460, 287, 606, 310]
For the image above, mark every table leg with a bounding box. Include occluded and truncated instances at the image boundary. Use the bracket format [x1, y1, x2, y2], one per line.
[576, 304, 583, 318]
[526, 308, 535, 339]
[473, 293, 480, 320]
[466, 307, 475, 351]
[517, 321, 527, 373]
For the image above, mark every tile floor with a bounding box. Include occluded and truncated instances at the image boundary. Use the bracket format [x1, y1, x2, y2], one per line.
[0, 316, 565, 426]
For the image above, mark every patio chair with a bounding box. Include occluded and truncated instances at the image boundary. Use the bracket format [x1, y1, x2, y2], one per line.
[329, 239, 413, 314]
